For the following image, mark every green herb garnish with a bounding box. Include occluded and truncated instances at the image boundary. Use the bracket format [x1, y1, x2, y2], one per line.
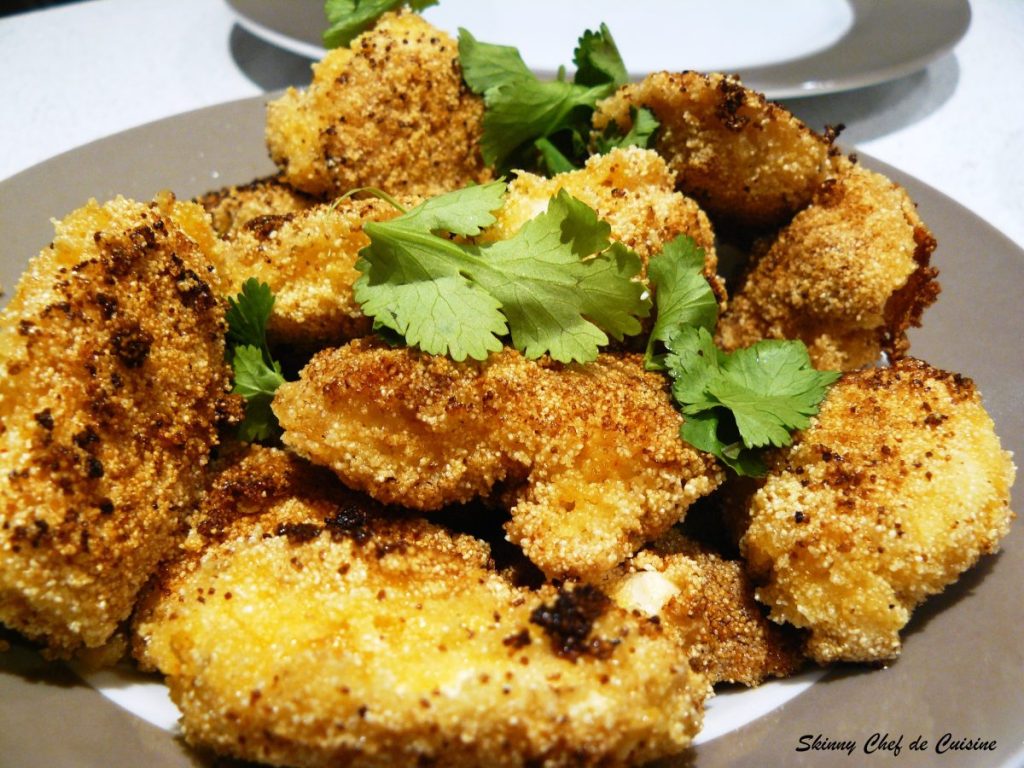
[226, 279, 286, 442]
[458, 24, 650, 175]
[595, 106, 660, 155]
[353, 181, 650, 363]
[642, 235, 839, 475]
[664, 326, 840, 475]
[643, 235, 718, 371]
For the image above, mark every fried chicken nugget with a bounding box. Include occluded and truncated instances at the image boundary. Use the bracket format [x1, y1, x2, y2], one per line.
[273, 340, 724, 581]
[0, 193, 233, 656]
[266, 11, 490, 198]
[213, 196, 412, 347]
[133, 447, 709, 768]
[739, 359, 1015, 663]
[483, 147, 720, 284]
[716, 157, 940, 371]
[592, 72, 834, 230]
[196, 175, 319, 240]
[604, 529, 804, 687]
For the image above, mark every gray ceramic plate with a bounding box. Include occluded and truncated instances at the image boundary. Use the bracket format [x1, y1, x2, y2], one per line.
[224, 0, 971, 98]
[0, 96, 1021, 767]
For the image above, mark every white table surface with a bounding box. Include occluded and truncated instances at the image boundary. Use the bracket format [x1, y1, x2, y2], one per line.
[1, 0, 1022, 251]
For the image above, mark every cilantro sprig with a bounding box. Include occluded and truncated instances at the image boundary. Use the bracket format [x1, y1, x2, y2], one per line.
[458, 25, 656, 175]
[323, 0, 438, 48]
[644, 246, 840, 475]
[226, 279, 287, 442]
[353, 181, 650, 363]
[665, 327, 840, 475]
[643, 236, 719, 371]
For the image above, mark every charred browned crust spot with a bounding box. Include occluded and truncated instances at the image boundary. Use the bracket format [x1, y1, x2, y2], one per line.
[715, 75, 751, 131]
[502, 628, 532, 651]
[243, 214, 295, 241]
[274, 522, 322, 544]
[323, 505, 372, 544]
[530, 584, 617, 661]
[195, 175, 320, 239]
[196, 448, 350, 542]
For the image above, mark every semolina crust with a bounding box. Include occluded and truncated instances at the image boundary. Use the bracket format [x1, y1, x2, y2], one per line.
[740, 359, 1015, 663]
[716, 157, 939, 370]
[133, 447, 709, 768]
[214, 196, 414, 347]
[265, 11, 491, 199]
[593, 71, 833, 230]
[273, 340, 724, 581]
[0, 194, 233, 655]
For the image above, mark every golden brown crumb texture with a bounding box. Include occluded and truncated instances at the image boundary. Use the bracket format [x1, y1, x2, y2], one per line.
[266, 11, 490, 198]
[741, 359, 1015, 662]
[274, 340, 724, 581]
[0, 194, 233, 655]
[133, 447, 709, 768]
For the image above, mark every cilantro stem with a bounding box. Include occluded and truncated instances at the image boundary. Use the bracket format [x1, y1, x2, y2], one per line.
[330, 186, 409, 214]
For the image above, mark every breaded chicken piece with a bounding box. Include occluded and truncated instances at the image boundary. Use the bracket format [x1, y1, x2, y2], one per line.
[214, 196, 412, 348]
[592, 72, 834, 230]
[273, 340, 724, 581]
[605, 529, 804, 686]
[483, 147, 721, 290]
[0, 194, 234, 656]
[266, 11, 490, 198]
[133, 447, 709, 768]
[196, 175, 319, 239]
[716, 157, 939, 371]
[739, 359, 1015, 663]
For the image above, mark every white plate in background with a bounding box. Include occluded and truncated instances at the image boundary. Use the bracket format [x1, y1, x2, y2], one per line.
[225, 0, 970, 97]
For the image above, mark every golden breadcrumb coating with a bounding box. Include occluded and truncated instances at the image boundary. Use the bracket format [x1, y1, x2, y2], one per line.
[0, 194, 233, 656]
[266, 11, 490, 198]
[739, 359, 1015, 663]
[196, 175, 319, 240]
[604, 529, 804, 687]
[133, 447, 709, 768]
[483, 146, 721, 287]
[716, 157, 939, 371]
[213, 196, 412, 347]
[592, 72, 833, 230]
[273, 340, 723, 581]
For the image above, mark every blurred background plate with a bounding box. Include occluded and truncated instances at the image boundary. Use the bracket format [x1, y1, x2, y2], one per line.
[225, 0, 970, 97]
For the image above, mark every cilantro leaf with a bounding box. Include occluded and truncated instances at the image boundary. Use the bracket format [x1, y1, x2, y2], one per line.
[644, 235, 718, 370]
[354, 185, 650, 363]
[681, 410, 767, 477]
[477, 77, 613, 172]
[474, 191, 649, 361]
[595, 106, 660, 154]
[381, 178, 506, 236]
[231, 345, 285, 400]
[458, 26, 625, 174]
[226, 278, 275, 353]
[664, 325, 724, 405]
[323, 0, 438, 48]
[707, 341, 841, 448]
[665, 326, 839, 475]
[573, 24, 628, 88]
[534, 137, 577, 176]
[457, 29, 534, 93]
[226, 280, 287, 442]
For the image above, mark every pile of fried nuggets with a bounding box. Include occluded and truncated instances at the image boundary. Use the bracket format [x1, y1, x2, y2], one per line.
[0, 11, 1015, 768]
